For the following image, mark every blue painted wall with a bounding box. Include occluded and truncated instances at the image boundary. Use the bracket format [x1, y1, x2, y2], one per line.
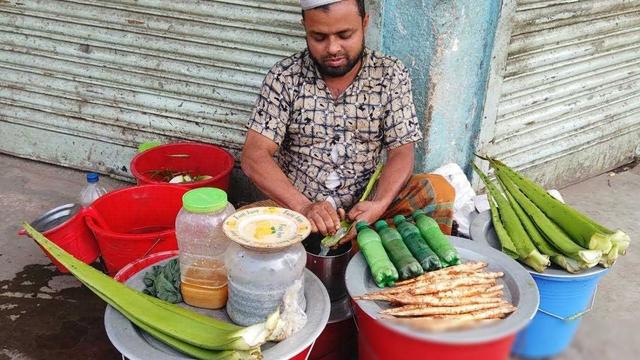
[381, 0, 501, 175]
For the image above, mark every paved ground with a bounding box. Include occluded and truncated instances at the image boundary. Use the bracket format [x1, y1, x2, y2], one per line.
[0, 153, 638, 360]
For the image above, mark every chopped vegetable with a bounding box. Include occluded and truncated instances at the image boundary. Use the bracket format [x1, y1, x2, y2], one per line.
[143, 258, 182, 303]
[355, 221, 398, 287]
[374, 220, 423, 280]
[412, 210, 460, 265]
[393, 215, 442, 271]
[23, 223, 278, 359]
[145, 169, 212, 183]
[357, 261, 516, 332]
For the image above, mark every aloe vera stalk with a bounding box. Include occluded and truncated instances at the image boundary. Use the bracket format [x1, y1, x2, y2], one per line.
[488, 195, 519, 260]
[496, 172, 588, 273]
[23, 223, 274, 353]
[489, 158, 614, 252]
[495, 169, 601, 267]
[576, 217, 630, 256]
[473, 164, 550, 272]
[86, 282, 255, 360]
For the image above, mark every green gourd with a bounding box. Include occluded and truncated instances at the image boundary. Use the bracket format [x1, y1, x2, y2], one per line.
[392, 215, 442, 271]
[355, 221, 398, 288]
[374, 220, 423, 280]
[412, 210, 461, 265]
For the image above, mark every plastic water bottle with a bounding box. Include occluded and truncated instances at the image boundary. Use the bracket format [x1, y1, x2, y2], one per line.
[79, 172, 108, 207]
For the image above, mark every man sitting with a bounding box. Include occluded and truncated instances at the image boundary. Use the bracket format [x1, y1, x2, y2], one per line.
[241, 0, 454, 243]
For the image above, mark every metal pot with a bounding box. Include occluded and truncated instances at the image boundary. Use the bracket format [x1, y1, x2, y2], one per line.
[304, 236, 353, 301]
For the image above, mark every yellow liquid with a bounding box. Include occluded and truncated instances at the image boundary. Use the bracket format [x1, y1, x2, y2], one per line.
[181, 259, 228, 309]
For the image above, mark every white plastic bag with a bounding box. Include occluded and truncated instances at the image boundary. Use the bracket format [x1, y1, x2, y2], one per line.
[267, 278, 307, 341]
[432, 163, 476, 237]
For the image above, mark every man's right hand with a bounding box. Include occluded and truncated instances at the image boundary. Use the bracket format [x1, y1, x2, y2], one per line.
[299, 201, 342, 236]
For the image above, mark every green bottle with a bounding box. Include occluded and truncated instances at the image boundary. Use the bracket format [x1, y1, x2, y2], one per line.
[413, 210, 460, 265]
[393, 215, 442, 271]
[374, 220, 423, 279]
[355, 221, 398, 288]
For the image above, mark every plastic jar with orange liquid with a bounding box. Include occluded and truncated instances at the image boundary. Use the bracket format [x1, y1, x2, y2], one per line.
[175, 188, 235, 309]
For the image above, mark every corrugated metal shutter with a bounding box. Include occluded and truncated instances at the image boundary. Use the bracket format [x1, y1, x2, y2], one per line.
[0, 0, 305, 177]
[480, 0, 640, 188]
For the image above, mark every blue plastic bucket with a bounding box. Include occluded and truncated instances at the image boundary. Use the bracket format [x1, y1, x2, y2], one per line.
[512, 268, 608, 358]
[469, 211, 611, 358]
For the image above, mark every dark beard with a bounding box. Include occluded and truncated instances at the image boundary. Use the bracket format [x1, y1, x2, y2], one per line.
[309, 42, 365, 78]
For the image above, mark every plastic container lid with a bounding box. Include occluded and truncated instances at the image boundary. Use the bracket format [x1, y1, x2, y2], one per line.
[392, 214, 406, 224]
[355, 221, 369, 232]
[137, 141, 162, 153]
[87, 172, 99, 183]
[374, 220, 389, 231]
[182, 188, 228, 213]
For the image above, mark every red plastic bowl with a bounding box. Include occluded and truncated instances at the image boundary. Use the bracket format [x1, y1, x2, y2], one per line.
[130, 142, 235, 191]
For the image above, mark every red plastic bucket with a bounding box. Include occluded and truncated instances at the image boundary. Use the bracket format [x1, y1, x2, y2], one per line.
[346, 238, 539, 360]
[354, 302, 515, 360]
[19, 204, 100, 273]
[85, 185, 187, 276]
[130, 142, 235, 191]
[309, 296, 356, 360]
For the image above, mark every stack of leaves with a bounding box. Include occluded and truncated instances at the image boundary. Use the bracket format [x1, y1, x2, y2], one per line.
[143, 258, 182, 303]
[473, 157, 630, 273]
[355, 262, 516, 332]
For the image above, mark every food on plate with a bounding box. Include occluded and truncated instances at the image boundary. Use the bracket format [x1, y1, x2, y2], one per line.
[355, 261, 516, 332]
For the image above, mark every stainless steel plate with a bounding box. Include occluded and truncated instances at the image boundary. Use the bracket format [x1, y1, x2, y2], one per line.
[104, 257, 330, 360]
[346, 236, 539, 344]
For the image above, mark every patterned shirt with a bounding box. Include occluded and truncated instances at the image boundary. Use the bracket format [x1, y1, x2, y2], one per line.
[247, 48, 422, 210]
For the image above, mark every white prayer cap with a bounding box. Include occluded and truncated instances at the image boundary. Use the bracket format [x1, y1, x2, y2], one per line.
[300, 0, 342, 10]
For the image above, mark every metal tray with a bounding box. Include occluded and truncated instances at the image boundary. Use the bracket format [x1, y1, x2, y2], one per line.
[346, 236, 539, 344]
[104, 257, 330, 360]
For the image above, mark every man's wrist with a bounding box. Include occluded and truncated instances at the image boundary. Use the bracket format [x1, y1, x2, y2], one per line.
[371, 195, 393, 209]
[291, 198, 312, 214]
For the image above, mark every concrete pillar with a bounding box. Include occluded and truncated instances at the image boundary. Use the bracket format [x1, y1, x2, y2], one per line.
[381, 0, 502, 175]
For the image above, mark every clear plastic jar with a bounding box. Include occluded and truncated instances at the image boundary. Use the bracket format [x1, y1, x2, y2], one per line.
[225, 241, 306, 326]
[175, 188, 235, 309]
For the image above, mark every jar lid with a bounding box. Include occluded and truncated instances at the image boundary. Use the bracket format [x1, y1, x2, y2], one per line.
[137, 141, 161, 152]
[182, 188, 228, 213]
[222, 207, 311, 250]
